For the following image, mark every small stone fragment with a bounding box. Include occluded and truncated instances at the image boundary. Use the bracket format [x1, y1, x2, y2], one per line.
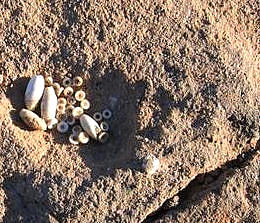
[75, 90, 86, 101]
[80, 114, 102, 139]
[62, 77, 72, 87]
[93, 112, 102, 122]
[142, 154, 160, 175]
[72, 107, 84, 119]
[69, 134, 79, 145]
[72, 76, 83, 87]
[100, 121, 109, 131]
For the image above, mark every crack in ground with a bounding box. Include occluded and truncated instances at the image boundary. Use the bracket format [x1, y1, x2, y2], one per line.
[142, 140, 260, 223]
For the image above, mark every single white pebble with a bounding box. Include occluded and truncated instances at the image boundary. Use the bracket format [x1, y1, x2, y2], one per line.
[69, 134, 79, 145]
[47, 118, 58, 129]
[58, 97, 67, 105]
[80, 99, 90, 110]
[72, 76, 83, 87]
[62, 77, 72, 87]
[78, 131, 89, 144]
[98, 132, 109, 143]
[72, 125, 82, 136]
[75, 90, 86, 101]
[66, 115, 76, 125]
[93, 112, 102, 122]
[63, 87, 74, 97]
[57, 121, 69, 133]
[102, 109, 112, 119]
[142, 154, 160, 175]
[72, 107, 84, 119]
[100, 121, 109, 131]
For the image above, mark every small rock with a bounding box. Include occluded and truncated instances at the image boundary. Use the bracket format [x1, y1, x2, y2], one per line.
[142, 154, 160, 175]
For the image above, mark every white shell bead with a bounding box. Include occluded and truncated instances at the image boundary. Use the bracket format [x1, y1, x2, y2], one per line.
[98, 132, 109, 143]
[47, 118, 58, 129]
[25, 75, 45, 110]
[80, 99, 90, 110]
[75, 90, 85, 101]
[41, 86, 58, 122]
[19, 108, 47, 130]
[69, 134, 79, 145]
[80, 114, 101, 140]
[102, 109, 112, 119]
[72, 107, 84, 119]
[100, 121, 109, 131]
[93, 112, 102, 122]
[142, 154, 160, 175]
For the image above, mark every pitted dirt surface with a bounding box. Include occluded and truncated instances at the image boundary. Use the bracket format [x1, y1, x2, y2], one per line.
[0, 0, 259, 222]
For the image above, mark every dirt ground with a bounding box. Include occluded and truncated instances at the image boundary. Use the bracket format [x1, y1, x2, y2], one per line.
[0, 0, 259, 222]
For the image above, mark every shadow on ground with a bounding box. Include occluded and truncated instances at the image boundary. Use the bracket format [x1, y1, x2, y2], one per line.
[77, 66, 147, 179]
[2, 172, 53, 223]
[6, 77, 31, 131]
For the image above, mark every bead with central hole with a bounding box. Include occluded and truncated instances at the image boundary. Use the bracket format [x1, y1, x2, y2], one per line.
[98, 132, 109, 143]
[69, 134, 79, 145]
[57, 121, 69, 133]
[78, 132, 89, 144]
[62, 77, 72, 87]
[93, 112, 102, 122]
[100, 121, 109, 131]
[80, 99, 90, 110]
[80, 114, 101, 139]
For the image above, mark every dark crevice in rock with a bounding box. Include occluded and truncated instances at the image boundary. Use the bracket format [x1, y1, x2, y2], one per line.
[142, 140, 260, 223]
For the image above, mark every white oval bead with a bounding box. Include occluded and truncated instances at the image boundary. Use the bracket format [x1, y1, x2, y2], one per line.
[19, 108, 47, 130]
[24, 75, 45, 110]
[41, 86, 58, 122]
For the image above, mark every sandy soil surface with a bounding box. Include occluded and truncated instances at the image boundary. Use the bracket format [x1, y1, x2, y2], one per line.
[0, 0, 259, 222]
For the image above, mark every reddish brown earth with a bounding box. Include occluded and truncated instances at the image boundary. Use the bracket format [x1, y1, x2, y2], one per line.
[0, 0, 259, 222]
